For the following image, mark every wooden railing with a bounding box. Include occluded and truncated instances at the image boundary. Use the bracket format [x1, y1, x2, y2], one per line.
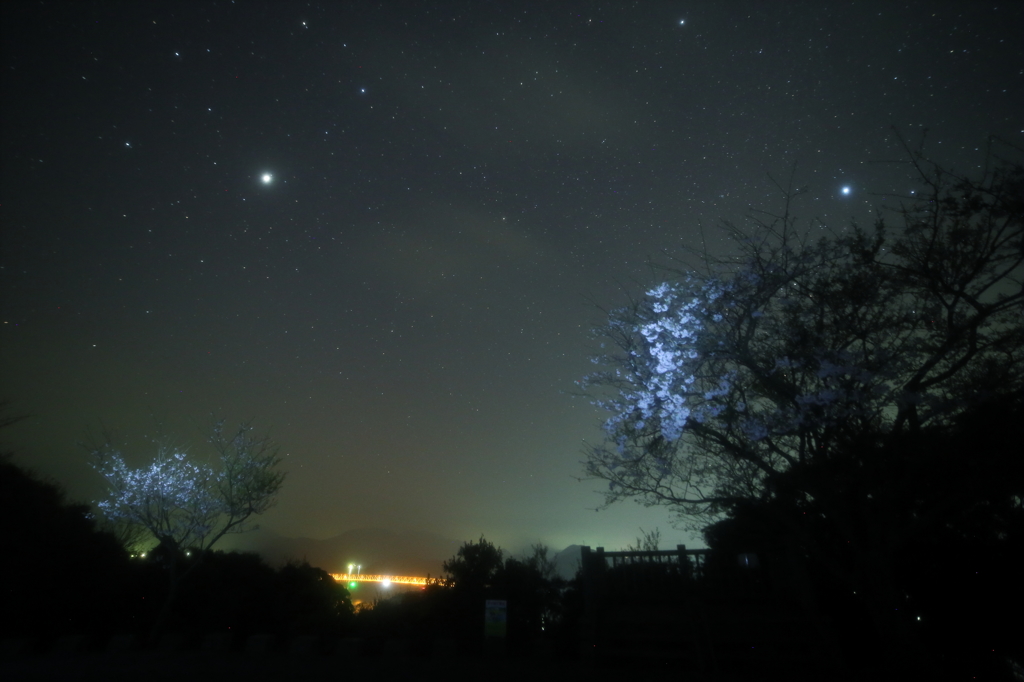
[580, 545, 710, 578]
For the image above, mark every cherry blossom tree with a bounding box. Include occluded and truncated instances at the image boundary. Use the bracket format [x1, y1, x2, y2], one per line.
[581, 138, 1023, 670]
[92, 419, 285, 556]
[91, 419, 285, 640]
[583, 139, 1022, 526]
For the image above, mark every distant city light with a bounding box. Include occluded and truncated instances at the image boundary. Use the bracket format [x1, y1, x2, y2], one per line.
[330, 573, 429, 586]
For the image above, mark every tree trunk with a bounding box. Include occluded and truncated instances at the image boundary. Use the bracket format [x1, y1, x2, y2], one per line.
[148, 574, 179, 647]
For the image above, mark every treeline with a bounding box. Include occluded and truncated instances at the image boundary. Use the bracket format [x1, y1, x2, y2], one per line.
[1, 456, 574, 651]
[354, 537, 577, 657]
[5, 449, 1020, 679]
[698, 395, 1024, 681]
[0, 456, 353, 645]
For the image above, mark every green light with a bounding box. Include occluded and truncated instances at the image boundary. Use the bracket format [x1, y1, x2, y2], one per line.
[349, 582, 357, 589]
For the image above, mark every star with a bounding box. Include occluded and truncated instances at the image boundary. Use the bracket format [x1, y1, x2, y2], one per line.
[261, 173, 273, 184]
[841, 186, 851, 195]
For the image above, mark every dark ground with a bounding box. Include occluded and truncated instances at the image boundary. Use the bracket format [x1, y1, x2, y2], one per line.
[0, 641, 846, 682]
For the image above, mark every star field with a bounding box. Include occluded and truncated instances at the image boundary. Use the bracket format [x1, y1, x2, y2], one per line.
[1, 1, 1020, 557]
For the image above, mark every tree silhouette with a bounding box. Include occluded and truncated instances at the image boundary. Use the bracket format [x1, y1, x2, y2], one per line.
[441, 536, 504, 590]
[435, 537, 566, 649]
[582, 135, 1023, 675]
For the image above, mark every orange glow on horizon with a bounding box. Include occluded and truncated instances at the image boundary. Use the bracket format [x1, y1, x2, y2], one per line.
[330, 573, 429, 586]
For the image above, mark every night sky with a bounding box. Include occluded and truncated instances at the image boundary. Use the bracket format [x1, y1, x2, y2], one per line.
[2, 2, 1021, 560]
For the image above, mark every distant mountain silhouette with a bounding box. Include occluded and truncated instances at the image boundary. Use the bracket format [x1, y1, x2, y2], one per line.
[219, 529, 586, 579]
[552, 544, 584, 580]
[218, 527, 458, 576]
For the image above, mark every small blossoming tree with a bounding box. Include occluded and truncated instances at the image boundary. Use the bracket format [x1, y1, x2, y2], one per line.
[91, 419, 285, 639]
[92, 420, 284, 556]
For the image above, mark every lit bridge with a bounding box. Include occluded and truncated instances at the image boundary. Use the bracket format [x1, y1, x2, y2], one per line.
[330, 573, 430, 586]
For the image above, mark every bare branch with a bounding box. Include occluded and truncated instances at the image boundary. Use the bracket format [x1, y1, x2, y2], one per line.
[581, 139, 1024, 528]
[90, 419, 286, 555]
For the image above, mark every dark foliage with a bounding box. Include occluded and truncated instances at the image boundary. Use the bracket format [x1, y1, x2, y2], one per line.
[441, 535, 504, 590]
[274, 561, 355, 636]
[0, 455, 352, 643]
[354, 537, 570, 655]
[703, 394, 1024, 680]
[0, 456, 133, 638]
[135, 550, 354, 641]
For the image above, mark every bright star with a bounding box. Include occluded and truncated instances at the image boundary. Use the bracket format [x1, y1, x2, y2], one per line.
[841, 186, 851, 195]
[261, 173, 273, 184]
[679, 19, 685, 26]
